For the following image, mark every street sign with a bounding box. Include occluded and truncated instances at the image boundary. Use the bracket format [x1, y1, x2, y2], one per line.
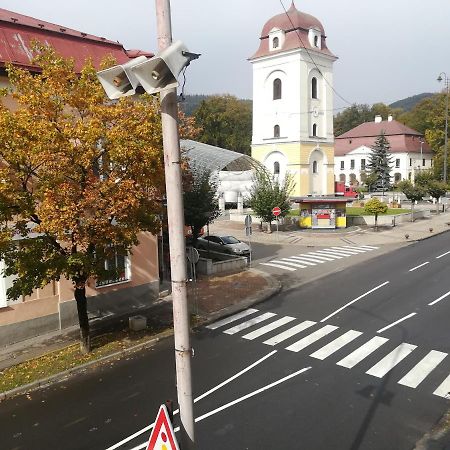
[186, 246, 199, 264]
[272, 206, 281, 217]
[244, 214, 252, 227]
[146, 404, 180, 450]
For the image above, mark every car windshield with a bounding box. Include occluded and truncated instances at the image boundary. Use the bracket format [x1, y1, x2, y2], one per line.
[221, 236, 240, 244]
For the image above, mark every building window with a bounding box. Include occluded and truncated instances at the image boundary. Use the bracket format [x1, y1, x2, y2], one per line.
[339, 174, 346, 183]
[312, 123, 317, 137]
[311, 77, 318, 99]
[394, 173, 401, 183]
[273, 78, 282, 100]
[361, 159, 366, 170]
[340, 161, 344, 170]
[396, 158, 400, 168]
[350, 159, 355, 170]
[423, 158, 426, 167]
[273, 37, 279, 49]
[312, 161, 318, 174]
[96, 248, 130, 287]
[274, 124, 280, 138]
[314, 35, 319, 47]
[274, 161, 280, 175]
[409, 158, 412, 167]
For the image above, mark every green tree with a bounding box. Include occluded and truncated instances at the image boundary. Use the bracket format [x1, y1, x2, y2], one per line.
[367, 132, 394, 192]
[364, 197, 388, 230]
[0, 45, 165, 353]
[193, 95, 252, 155]
[398, 180, 426, 222]
[334, 103, 402, 136]
[248, 169, 295, 231]
[414, 169, 436, 188]
[183, 167, 220, 245]
[427, 180, 448, 214]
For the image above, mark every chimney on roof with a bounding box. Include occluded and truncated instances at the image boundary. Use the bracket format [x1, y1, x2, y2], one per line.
[388, 115, 393, 122]
[374, 115, 382, 123]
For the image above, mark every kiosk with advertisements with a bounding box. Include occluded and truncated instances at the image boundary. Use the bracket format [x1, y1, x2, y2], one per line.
[294, 197, 352, 229]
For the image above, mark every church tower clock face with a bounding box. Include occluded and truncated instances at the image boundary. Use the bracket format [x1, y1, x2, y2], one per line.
[249, 2, 337, 197]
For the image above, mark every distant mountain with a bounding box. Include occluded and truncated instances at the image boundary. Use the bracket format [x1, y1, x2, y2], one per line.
[389, 93, 434, 112]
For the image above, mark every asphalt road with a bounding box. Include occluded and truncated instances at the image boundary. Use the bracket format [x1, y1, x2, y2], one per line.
[1, 233, 450, 450]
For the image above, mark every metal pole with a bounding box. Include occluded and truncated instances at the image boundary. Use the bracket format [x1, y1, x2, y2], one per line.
[155, 1, 195, 448]
[444, 76, 449, 183]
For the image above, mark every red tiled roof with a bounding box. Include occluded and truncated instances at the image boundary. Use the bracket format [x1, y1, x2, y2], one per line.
[335, 119, 432, 156]
[0, 8, 153, 73]
[250, 2, 335, 60]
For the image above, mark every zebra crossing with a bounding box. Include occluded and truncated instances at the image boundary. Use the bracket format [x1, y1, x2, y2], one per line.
[206, 308, 450, 399]
[260, 245, 379, 272]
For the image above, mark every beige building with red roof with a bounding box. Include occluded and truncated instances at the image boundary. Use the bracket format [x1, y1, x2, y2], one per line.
[0, 8, 160, 346]
[250, 2, 337, 197]
[334, 115, 433, 186]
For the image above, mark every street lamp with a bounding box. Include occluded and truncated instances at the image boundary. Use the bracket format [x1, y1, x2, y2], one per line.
[437, 72, 449, 183]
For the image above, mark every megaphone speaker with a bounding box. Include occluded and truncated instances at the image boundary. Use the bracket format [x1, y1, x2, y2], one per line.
[131, 41, 190, 95]
[96, 55, 148, 100]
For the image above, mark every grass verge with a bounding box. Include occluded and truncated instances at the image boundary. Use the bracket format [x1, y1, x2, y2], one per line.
[0, 325, 172, 393]
[346, 207, 410, 216]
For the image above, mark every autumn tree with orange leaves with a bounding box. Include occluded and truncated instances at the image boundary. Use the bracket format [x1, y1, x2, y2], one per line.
[0, 44, 170, 352]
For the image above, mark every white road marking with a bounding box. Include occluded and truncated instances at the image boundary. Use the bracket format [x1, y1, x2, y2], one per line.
[243, 316, 296, 340]
[341, 246, 372, 253]
[260, 262, 296, 271]
[377, 312, 417, 333]
[263, 320, 316, 346]
[357, 245, 380, 250]
[320, 281, 390, 323]
[436, 250, 450, 259]
[286, 325, 338, 352]
[312, 250, 344, 259]
[310, 330, 363, 360]
[434, 374, 450, 399]
[324, 247, 360, 255]
[409, 261, 430, 272]
[398, 350, 447, 389]
[304, 252, 335, 261]
[292, 255, 325, 264]
[108, 351, 279, 450]
[330, 246, 366, 254]
[337, 336, 389, 368]
[224, 312, 277, 335]
[366, 343, 417, 378]
[285, 256, 317, 266]
[428, 290, 450, 306]
[206, 308, 258, 330]
[276, 258, 307, 268]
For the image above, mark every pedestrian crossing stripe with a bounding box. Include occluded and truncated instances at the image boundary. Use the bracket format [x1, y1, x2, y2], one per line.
[260, 246, 379, 272]
[206, 308, 450, 399]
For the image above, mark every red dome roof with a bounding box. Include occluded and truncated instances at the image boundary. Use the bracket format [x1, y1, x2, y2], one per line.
[249, 2, 335, 60]
[261, 2, 325, 37]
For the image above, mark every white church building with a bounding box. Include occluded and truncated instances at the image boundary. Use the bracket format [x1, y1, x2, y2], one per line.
[250, 2, 337, 196]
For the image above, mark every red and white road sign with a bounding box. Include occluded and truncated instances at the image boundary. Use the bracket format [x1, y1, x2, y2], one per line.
[146, 405, 180, 450]
[272, 206, 281, 217]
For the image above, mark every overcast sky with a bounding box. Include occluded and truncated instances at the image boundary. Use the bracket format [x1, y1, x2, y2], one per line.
[2, 0, 449, 111]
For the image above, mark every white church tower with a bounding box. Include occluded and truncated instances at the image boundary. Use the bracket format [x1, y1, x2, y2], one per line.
[250, 2, 337, 196]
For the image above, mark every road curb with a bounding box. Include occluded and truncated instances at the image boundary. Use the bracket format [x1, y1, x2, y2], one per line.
[0, 328, 174, 402]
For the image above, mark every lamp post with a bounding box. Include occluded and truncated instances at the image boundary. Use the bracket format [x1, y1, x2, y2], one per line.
[437, 72, 449, 183]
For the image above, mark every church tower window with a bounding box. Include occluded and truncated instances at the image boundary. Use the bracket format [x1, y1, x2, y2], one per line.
[312, 123, 318, 137]
[274, 124, 280, 138]
[311, 77, 318, 99]
[273, 78, 282, 100]
[273, 37, 279, 49]
[312, 161, 318, 174]
[274, 161, 280, 174]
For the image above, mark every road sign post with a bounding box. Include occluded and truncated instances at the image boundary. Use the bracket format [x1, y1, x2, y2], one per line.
[272, 207, 281, 242]
[244, 215, 253, 267]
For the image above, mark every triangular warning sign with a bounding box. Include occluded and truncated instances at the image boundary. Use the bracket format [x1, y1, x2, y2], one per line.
[146, 404, 180, 450]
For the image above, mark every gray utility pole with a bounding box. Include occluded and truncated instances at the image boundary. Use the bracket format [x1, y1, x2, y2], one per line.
[438, 72, 449, 183]
[155, 1, 195, 448]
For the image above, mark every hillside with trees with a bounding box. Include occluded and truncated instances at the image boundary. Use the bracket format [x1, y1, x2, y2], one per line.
[389, 93, 434, 112]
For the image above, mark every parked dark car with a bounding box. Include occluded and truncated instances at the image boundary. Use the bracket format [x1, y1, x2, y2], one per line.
[196, 234, 250, 257]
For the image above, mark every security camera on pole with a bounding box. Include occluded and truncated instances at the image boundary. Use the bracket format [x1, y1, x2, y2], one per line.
[96, 1, 199, 448]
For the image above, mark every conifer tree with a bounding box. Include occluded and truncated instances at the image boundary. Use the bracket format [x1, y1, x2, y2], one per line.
[367, 132, 394, 191]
